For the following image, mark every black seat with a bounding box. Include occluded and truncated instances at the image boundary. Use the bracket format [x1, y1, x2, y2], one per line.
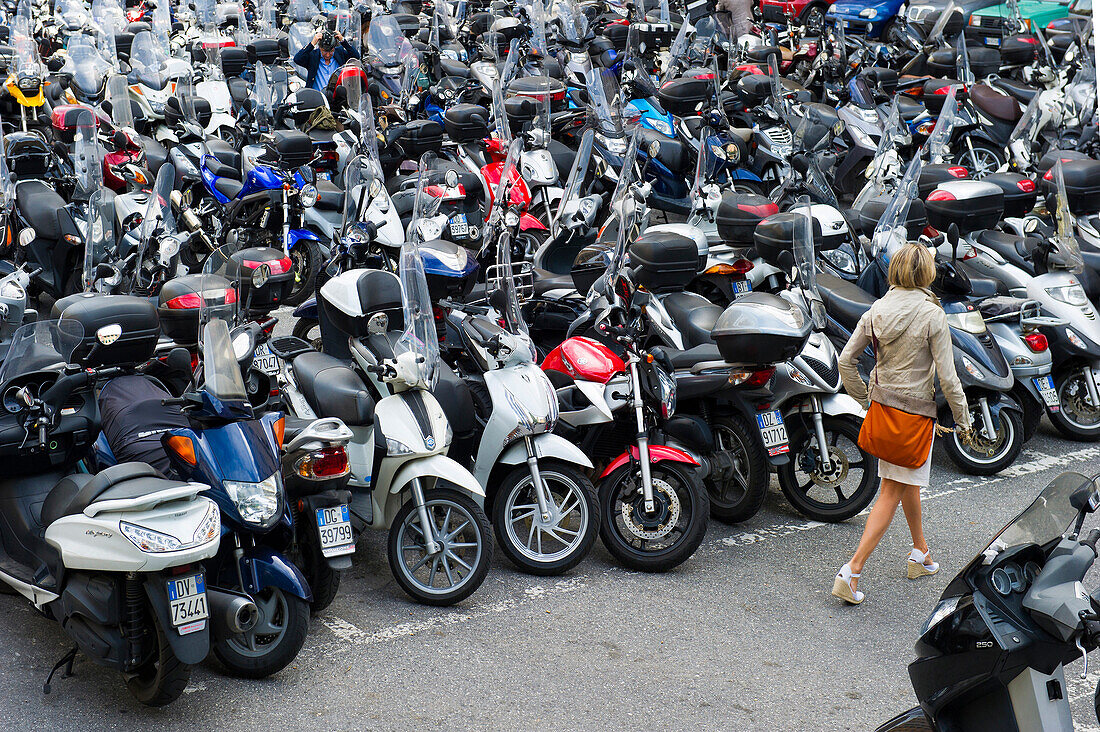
[639, 127, 688, 174]
[818, 272, 876, 331]
[16, 180, 67, 241]
[990, 77, 1040, 104]
[315, 178, 345, 211]
[291, 351, 375, 426]
[659, 343, 725, 370]
[206, 138, 241, 171]
[439, 57, 469, 78]
[896, 95, 926, 121]
[977, 230, 1038, 273]
[661, 292, 724, 349]
[41, 463, 182, 526]
[971, 84, 1021, 123]
[205, 154, 241, 180]
[532, 267, 576, 297]
[227, 76, 250, 104]
[214, 176, 244, 199]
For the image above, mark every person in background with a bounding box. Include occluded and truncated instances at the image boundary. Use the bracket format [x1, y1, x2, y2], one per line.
[832, 243, 973, 606]
[718, 0, 753, 40]
[294, 29, 360, 92]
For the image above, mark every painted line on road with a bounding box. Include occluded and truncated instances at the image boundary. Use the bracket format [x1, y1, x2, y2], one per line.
[720, 446, 1100, 550]
[318, 575, 590, 646]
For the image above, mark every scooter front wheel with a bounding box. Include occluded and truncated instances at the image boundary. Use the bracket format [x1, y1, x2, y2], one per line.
[1050, 369, 1100, 441]
[943, 407, 1024, 476]
[493, 461, 599, 575]
[213, 587, 309, 679]
[777, 415, 878, 522]
[599, 461, 709, 572]
[388, 488, 493, 606]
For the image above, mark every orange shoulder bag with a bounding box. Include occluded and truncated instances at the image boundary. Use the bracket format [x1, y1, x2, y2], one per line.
[856, 324, 936, 469]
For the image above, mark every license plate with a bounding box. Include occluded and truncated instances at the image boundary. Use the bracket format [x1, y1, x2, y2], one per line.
[756, 409, 790, 456]
[316, 505, 355, 558]
[732, 280, 752, 295]
[449, 213, 468, 236]
[1034, 375, 1060, 412]
[254, 343, 280, 376]
[987, 36, 1000, 46]
[166, 573, 208, 635]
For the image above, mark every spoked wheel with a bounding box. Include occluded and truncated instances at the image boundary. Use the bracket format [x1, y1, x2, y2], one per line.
[778, 416, 878, 522]
[493, 461, 599, 575]
[705, 417, 768, 523]
[1050, 369, 1100, 440]
[388, 488, 493, 606]
[285, 239, 323, 306]
[215, 126, 242, 149]
[213, 587, 308, 679]
[599, 461, 709, 572]
[954, 142, 1004, 179]
[801, 5, 825, 37]
[125, 607, 192, 706]
[943, 406, 1024, 475]
[292, 318, 323, 351]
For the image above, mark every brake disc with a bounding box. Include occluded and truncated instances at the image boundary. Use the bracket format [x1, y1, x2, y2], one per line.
[808, 446, 849, 489]
[621, 477, 681, 541]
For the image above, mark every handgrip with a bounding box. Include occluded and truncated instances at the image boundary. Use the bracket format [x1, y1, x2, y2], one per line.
[40, 371, 90, 412]
[1083, 527, 1100, 554]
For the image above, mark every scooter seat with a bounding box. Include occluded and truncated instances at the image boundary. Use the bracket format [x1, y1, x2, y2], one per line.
[818, 272, 876, 331]
[16, 180, 67, 241]
[971, 83, 1022, 123]
[990, 77, 1040, 104]
[206, 138, 241, 171]
[439, 57, 470, 78]
[41, 463, 182, 526]
[532, 268, 576, 297]
[654, 343, 725, 370]
[227, 76, 250, 105]
[291, 351, 375, 426]
[661, 291, 724, 349]
[214, 175, 245, 200]
[977, 229, 1037, 272]
[896, 95, 926, 122]
[315, 178, 345, 211]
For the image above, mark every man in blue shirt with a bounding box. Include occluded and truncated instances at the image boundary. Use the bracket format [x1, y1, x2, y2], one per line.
[294, 30, 360, 92]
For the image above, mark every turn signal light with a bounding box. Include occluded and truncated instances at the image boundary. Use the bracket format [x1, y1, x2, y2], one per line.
[165, 435, 197, 466]
[1024, 332, 1049, 352]
[271, 416, 285, 448]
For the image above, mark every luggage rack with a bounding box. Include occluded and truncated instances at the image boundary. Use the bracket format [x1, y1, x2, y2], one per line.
[484, 260, 533, 303]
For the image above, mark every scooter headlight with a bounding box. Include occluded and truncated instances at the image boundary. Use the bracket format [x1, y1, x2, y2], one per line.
[299, 184, 318, 208]
[710, 143, 727, 160]
[960, 355, 983, 379]
[920, 596, 962, 635]
[1046, 285, 1089, 306]
[649, 118, 673, 136]
[193, 500, 220, 544]
[946, 311, 987, 334]
[120, 522, 185, 552]
[223, 474, 281, 526]
[822, 247, 857, 275]
[386, 437, 416, 455]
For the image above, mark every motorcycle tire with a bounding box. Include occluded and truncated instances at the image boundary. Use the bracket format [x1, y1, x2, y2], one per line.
[284, 239, 323, 306]
[1050, 369, 1100, 441]
[213, 587, 309, 679]
[292, 318, 323, 351]
[126, 608, 193, 706]
[300, 528, 342, 615]
[706, 416, 769, 524]
[953, 141, 1004, 180]
[492, 461, 599, 575]
[943, 407, 1024, 476]
[778, 416, 877, 522]
[599, 460, 709, 572]
[1013, 383, 1044, 443]
[388, 488, 493, 606]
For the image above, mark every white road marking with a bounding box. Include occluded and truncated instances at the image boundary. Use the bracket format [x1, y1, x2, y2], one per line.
[318, 576, 589, 646]
[720, 445, 1100, 551]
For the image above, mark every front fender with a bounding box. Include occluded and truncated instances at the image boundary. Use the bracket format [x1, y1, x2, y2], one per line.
[817, 392, 867, 419]
[143, 576, 210, 665]
[499, 432, 594, 469]
[388, 453, 486, 503]
[598, 444, 699, 480]
[293, 297, 318, 320]
[237, 545, 312, 602]
[519, 212, 548, 231]
[288, 228, 321, 247]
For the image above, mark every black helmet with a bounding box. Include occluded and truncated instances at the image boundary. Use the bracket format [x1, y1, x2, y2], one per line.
[319, 30, 336, 51]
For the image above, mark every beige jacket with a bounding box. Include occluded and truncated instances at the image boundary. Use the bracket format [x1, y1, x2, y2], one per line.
[839, 286, 972, 430]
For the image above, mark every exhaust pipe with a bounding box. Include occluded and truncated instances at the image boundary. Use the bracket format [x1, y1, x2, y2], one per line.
[170, 189, 204, 234]
[206, 588, 259, 635]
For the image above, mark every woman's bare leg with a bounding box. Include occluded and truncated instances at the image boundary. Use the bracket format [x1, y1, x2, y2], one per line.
[900, 483, 933, 562]
[847, 478, 910, 589]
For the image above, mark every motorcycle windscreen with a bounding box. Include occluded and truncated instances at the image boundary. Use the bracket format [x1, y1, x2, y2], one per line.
[234, 11, 251, 47]
[107, 73, 135, 129]
[484, 138, 522, 253]
[0, 320, 84, 384]
[257, 0, 278, 35]
[0, 125, 14, 214]
[152, 0, 171, 48]
[288, 0, 318, 22]
[872, 155, 923, 260]
[528, 0, 549, 58]
[662, 18, 691, 83]
[553, 128, 594, 232]
[407, 152, 444, 242]
[1050, 161, 1085, 274]
[194, 0, 216, 29]
[924, 85, 958, 164]
[129, 30, 173, 91]
[253, 64, 275, 131]
[954, 31, 973, 85]
[341, 153, 382, 235]
[130, 163, 179, 294]
[65, 35, 113, 97]
[396, 240, 440, 388]
[584, 65, 624, 136]
[928, 1, 961, 44]
[201, 318, 250, 404]
[792, 196, 821, 305]
[1009, 92, 1043, 146]
[493, 148, 533, 341]
[368, 15, 409, 68]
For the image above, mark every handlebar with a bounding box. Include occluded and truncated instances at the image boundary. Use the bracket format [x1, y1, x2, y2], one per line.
[1084, 527, 1100, 555]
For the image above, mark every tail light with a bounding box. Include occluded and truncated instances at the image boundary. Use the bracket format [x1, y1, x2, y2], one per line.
[294, 446, 350, 479]
[738, 202, 779, 217]
[164, 287, 238, 309]
[1017, 179, 1036, 192]
[947, 166, 968, 178]
[1024, 332, 1048, 352]
[743, 367, 776, 388]
[243, 257, 292, 275]
[927, 190, 956, 202]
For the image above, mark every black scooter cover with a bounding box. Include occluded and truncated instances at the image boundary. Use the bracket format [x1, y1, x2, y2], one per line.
[98, 375, 189, 475]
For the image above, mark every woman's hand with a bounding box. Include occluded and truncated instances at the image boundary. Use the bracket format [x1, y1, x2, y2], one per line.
[934, 424, 954, 437]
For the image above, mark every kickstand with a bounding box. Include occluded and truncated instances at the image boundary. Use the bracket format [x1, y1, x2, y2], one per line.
[43, 646, 78, 694]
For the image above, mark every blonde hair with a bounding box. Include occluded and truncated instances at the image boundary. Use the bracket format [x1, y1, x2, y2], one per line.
[887, 243, 936, 289]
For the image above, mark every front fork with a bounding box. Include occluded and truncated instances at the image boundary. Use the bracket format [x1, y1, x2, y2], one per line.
[282, 187, 291, 256]
[524, 436, 554, 523]
[1084, 366, 1100, 409]
[977, 396, 998, 438]
[628, 359, 655, 513]
[410, 477, 441, 555]
[808, 395, 833, 473]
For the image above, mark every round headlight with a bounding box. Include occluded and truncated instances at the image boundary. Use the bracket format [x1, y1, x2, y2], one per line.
[299, 184, 318, 207]
[445, 169, 459, 188]
[504, 209, 520, 228]
[726, 143, 739, 162]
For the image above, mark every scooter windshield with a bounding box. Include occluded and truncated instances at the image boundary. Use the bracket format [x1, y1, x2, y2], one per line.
[396, 240, 439, 388]
[1050, 161, 1085, 274]
[792, 198, 819, 300]
[107, 73, 134, 129]
[65, 37, 113, 96]
[554, 128, 594, 230]
[872, 155, 923, 259]
[131, 163, 178, 293]
[55, 0, 91, 29]
[924, 85, 958, 163]
[955, 31, 974, 84]
[979, 472, 1093, 555]
[369, 16, 410, 68]
[202, 318, 249, 403]
[13, 32, 42, 81]
[91, 0, 125, 36]
[129, 31, 172, 91]
[928, 1, 960, 43]
[71, 107, 102, 196]
[0, 320, 83, 385]
[848, 77, 876, 109]
[585, 65, 624, 136]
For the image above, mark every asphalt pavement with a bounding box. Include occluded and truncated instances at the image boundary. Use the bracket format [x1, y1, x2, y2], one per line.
[5, 422, 1100, 731]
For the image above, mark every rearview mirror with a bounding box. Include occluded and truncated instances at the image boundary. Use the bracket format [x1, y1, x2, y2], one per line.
[17, 228, 35, 248]
[1073, 482, 1100, 514]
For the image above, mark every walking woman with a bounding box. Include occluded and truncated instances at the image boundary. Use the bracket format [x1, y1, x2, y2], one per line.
[832, 244, 973, 605]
